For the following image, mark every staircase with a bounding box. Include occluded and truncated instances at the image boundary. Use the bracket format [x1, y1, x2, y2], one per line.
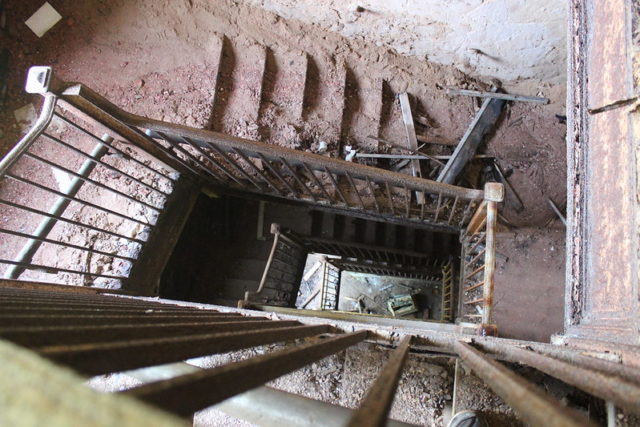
[244, 224, 308, 307]
[441, 259, 454, 322]
[137, 34, 484, 234]
[319, 261, 341, 310]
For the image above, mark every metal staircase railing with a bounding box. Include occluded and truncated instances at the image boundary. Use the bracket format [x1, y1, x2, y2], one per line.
[243, 224, 307, 308]
[0, 67, 179, 289]
[3, 281, 637, 426]
[319, 261, 341, 310]
[441, 259, 454, 322]
[47, 69, 484, 233]
[458, 183, 503, 334]
[144, 127, 484, 232]
[0, 66, 485, 291]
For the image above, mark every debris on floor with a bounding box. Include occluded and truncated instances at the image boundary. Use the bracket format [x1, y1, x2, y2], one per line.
[387, 294, 418, 317]
[25, 2, 61, 38]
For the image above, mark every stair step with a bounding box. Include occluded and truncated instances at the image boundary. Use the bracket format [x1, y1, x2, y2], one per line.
[258, 49, 307, 147]
[379, 80, 405, 146]
[263, 202, 314, 236]
[301, 56, 346, 149]
[310, 210, 323, 237]
[210, 36, 267, 139]
[332, 214, 346, 240]
[374, 221, 387, 246]
[394, 225, 407, 250]
[241, 239, 275, 260]
[352, 218, 366, 244]
[200, 36, 225, 129]
[342, 69, 383, 152]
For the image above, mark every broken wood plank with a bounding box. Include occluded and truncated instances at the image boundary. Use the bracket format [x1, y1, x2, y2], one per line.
[437, 96, 505, 184]
[398, 93, 424, 204]
[302, 261, 322, 281]
[414, 115, 433, 127]
[547, 198, 566, 226]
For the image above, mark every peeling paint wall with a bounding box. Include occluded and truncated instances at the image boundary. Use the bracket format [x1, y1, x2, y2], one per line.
[244, 0, 567, 84]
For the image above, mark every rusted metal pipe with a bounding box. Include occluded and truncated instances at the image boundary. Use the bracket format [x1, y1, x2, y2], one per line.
[454, 341, 594, 427]
[0, 77, 56, 176]
[124, 331, 367, 415]
[41, 324, 329, 375]
[348, 336, 412, 427]
[4, 134, 112, 280]
[0, 320, 298, 347]
[476, 341, 640, 415]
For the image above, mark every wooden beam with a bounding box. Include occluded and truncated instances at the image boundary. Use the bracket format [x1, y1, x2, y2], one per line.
[437, 96, 505, 184]
[398, 93, 425, 204]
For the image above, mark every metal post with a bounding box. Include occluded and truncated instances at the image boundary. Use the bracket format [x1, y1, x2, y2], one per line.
[5, 135, 112, 280]
[0, 67, 56, 177]
[480, 183, 503, 334]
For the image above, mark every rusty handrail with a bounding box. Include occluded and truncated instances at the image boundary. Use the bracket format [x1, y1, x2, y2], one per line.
[44, 73, 484, 232]
[459, 183, 503, 334]
[60, 81, 482, 199]
[1, 282, 635, 426]
[244, 224, 306, 307]
[252, 224, 283, 299]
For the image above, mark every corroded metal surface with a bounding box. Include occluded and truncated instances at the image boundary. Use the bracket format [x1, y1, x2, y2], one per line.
[55, 81, 484, 232]
[458, 183, 502, 330]
[348, 335, 412, 427]
[587, 0, 635, 110]
[125, 331, 367, 416]
[4, 284, 640, 425]
[566, 0, 589, 328]
[454, 341, 594, 427]
[41, 324, 329, 376]
[477, 340, 640, 415]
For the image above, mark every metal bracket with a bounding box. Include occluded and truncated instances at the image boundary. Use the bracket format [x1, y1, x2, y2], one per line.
[25, 66, 52, 94]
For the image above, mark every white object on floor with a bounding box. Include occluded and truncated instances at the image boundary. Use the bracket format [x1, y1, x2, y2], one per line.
[344, 145, 358, 162]
[25, 2, 62, 38]
[317, 140, 328, 153]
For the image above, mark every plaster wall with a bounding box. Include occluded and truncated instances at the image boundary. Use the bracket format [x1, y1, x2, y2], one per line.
[243, 0, 567, 84]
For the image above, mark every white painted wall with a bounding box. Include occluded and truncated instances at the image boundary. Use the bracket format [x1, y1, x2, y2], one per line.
[245, 0, 567, 84]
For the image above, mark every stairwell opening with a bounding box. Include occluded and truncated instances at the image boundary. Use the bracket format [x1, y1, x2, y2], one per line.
[159, 191, 461, 324]
[295, 252, 450, 321]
